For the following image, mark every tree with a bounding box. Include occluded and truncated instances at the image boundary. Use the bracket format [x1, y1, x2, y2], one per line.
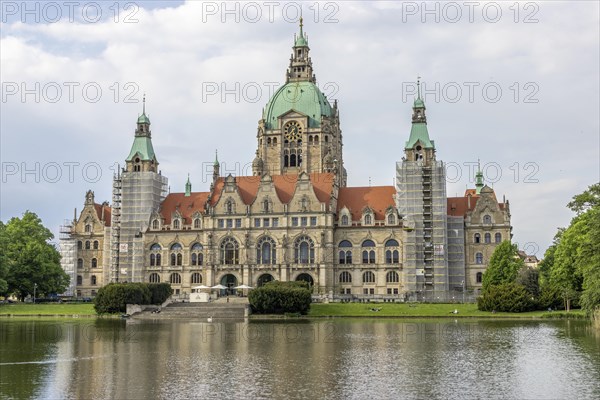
[0, 221, 9, 296]
[2, 211, 70, 301]
[482, 241, 524, 291]
[517, 266, 540, 297]
[567, 182, 600, 214]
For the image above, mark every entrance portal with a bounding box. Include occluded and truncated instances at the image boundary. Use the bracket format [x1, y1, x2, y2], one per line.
[295, 273, 314, 287]
[220, 274, 238, 296]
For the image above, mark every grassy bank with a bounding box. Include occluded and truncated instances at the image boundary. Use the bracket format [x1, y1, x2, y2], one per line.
[0, 303, 97, 316]
[306, 303, 588, 319]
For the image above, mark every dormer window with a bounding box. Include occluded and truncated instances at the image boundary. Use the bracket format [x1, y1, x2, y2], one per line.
[363, 214, 373, 226]
[341, 215, 349, 226]
[483, 215, 492, 224]
[152, 219, 160, 230]
[194, 218, 201, 229]
[173, 219, 180, 230]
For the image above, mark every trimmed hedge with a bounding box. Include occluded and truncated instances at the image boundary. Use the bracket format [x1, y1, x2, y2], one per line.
[147, 283, 173, 305]
[248, 281, 312, 314]
[94, 282, 172, 314]
[477, 283, 536, 313]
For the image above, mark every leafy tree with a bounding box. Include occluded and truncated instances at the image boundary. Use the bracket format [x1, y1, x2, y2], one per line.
[567, 182, 600, 214]
[2, 211, 69, 301]
[517, 266, 540, 297]
[0, 221, 8, 296]
[538, 229, 563, 287]
[482, 241, 524, 291]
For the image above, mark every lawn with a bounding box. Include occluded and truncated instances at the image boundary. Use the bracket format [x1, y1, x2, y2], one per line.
[307, 303, 587, 319]
[0, 303, 97, 316]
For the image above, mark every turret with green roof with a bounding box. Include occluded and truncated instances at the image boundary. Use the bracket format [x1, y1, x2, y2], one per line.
[405, 79, 434, 150]
[125, 96, 158, 172]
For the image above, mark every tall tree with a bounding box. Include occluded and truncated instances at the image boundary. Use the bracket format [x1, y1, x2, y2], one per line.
[0, 221, 8, 296]
[3, 211, 69, 301]
[482, 241, 524, 291]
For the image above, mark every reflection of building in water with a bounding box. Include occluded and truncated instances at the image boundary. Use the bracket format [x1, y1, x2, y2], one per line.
[60, 21, 512, 300]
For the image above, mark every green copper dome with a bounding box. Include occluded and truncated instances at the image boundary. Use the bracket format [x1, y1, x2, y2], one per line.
[263, 81, 333, 129]
[137, 113, 150, 124]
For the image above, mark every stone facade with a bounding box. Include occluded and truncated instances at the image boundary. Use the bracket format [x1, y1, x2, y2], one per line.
[62, 23, 512, 300]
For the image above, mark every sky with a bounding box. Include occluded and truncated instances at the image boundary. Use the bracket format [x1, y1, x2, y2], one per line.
[1, 1, 599, 258]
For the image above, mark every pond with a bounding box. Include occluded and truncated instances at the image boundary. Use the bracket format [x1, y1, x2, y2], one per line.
[1, 318, 599, 399]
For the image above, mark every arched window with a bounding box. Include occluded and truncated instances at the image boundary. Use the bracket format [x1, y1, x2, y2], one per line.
[362, 240, 376, 264]
[173, 219, 180, 230]
[338, 240, 352, 264]
[341, 215, 349, 226]
[77, 241, 82, 250]
[170, 243, 182, 266]
[495, 233, 502, 243]
[476, 272, 483, 283]
[91, 258, 97, 268]
[295, 235, 315, 264]
[386, 271, 399, 283]
[149, 273, 160, 283]
[363, 271, 376, 284]
[387, 214, 396, 225]
[85, 241, 90, 250]
[220, 237, 239, 265]
[385, 240, 400, 264]
[194, 218, 201, 229]
[76, 275, 82, 285]
[77, 258, 83, 269]
[476, 252, 483, 264]
[484, 233, 491, 243]
[339, 271, 352, 283]
[85, 224, 91, 233]
[93, 240, 99, 250]
[150, 244, 162, 267]
[385, 239, 399, 247]
[91, 275, 97, 285]
[364, 214, 372, 225]
[191, 272, 202, 284]
[191, 243, 203, 266]
[170, 273, 181, 284]
[483, 215, 492, 224]
[256, 236, 276, 264]
[152, 219, 160, 230]
[474, 233, 481, 244]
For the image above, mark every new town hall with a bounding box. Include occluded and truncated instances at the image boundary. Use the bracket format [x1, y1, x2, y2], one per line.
[60, 23, 512, 301]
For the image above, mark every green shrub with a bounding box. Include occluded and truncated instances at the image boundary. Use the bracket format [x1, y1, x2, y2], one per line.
[94, 283, 151, 314]
[147, 283, 173, 305]
[248, 281, 312, 314]
[537, 285, 564, 310]
[477, 283, 536, 313]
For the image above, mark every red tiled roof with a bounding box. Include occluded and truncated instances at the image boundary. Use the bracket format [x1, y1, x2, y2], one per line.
[210, 173, 335, 206]
[160, 192, 210, 224]
[93, 203, 111, 227]
[337, 186, 396, 221]
[448, 193, 505, 217]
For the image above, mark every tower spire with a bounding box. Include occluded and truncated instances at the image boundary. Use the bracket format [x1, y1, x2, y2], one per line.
[185, 173, 192, 196]
[417, 76, 422, 100]
[475, 159, 484, 194]
[142, 93, 146, 115]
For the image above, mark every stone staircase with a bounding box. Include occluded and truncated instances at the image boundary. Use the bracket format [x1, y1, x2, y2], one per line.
[133, 301, 249, 320]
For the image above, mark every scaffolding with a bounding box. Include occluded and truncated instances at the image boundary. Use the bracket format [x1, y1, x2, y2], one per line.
[59, 220, 76, 296]
[112, 169, 168, 283]
[397, 159, 449, 298]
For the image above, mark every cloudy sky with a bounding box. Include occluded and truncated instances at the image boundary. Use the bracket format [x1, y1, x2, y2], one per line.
[1, 1, 599, 257]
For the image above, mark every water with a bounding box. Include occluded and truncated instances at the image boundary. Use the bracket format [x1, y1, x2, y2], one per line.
[1, 318, 599, 399]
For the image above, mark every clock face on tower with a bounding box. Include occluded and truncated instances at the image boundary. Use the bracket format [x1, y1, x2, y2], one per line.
[284, 121, 302, 141]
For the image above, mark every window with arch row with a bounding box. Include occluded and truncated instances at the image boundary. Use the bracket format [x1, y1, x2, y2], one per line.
[93, 240, 99, 250]
[474, 233, 481, 243]
[495, 233, 502, 243]
[362, 240, 376, 264]
[385, 239, 400, 264]
[362, 271, 376, 284]
[191, 243, 204, 266]
[170, 273, 181, 284]
[363, 214, 373, 225]
[220, 237, 239, 265]
[484, 233, 491, 244]
[256, 236, 276, 264]
[386, 271, 399, 283]
[339, 271, 352, 283]
[476, 272, 483, 283]
[170, 243, 183, 266]
[149, 273, 160, 283]
[338, 240, 352, 264]
[340, 215, 349, 226]
[150, 243, 162, 266]
[191, 272, 202, 284]
[294, 235, 315, 264]
[194, 218, 201, 229]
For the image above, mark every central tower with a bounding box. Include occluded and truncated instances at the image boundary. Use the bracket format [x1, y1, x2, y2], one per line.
[255, 19, 346, 186]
